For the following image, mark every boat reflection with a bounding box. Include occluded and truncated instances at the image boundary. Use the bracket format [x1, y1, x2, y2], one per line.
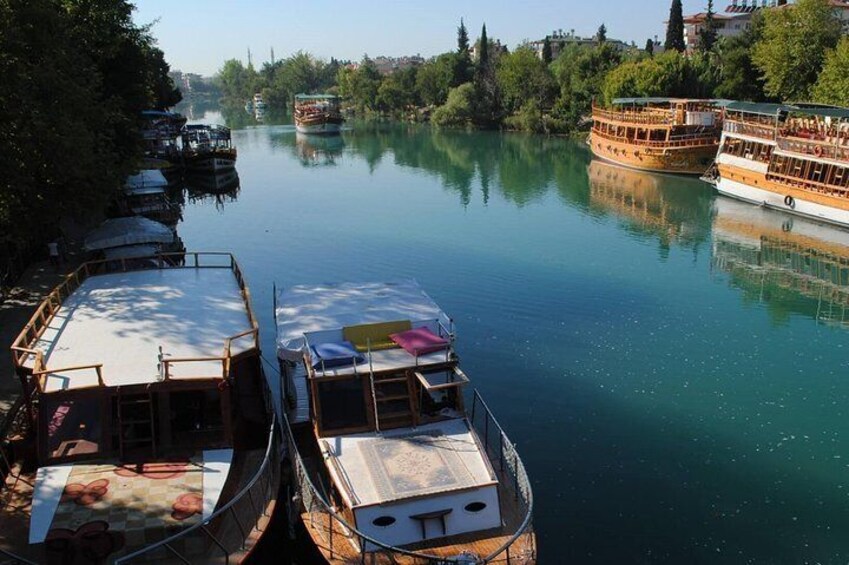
[295, 131, 345, 166]
[185, 170, 240, 209]
[587, 159, 713, 252]
[712, 196, 849, 326]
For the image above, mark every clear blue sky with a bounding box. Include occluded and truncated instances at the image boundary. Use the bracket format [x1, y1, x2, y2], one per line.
[133, 0, 709, 76]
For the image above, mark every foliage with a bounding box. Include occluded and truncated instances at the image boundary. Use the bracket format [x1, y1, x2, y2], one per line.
[699, 0, 718, 53]
[645, 38, 654, 57]
[339, 57, 382, 111]
[376, 67, 419, 113]
[551, 43, 623, 129]
[602, 50, 717, 103]
[812, 37, 849, 107]
[431, 83, 477, 127]
[416, 53, 459, 106]
[664, 0, 685, 52]
[713, 18, 766, 101]
[752, 0, 841, 102]
[496, 47, 557, 116]
[597, 24, 607, 44]
[456, 19, 473, 85]
[542, 37, 552, 65]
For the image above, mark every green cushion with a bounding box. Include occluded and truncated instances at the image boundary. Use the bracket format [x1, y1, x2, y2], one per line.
[343, 320, 412, 352]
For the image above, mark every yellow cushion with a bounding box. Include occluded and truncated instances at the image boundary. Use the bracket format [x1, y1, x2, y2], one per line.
[343, 320, 412, 352]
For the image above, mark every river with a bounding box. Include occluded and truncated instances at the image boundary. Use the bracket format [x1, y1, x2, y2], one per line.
[176, 111, 849, 564]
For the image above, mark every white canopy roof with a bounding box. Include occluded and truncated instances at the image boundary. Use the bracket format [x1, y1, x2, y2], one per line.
[83, 216, 174, 251]
[275, 280, 451, 362]
[101, 244, 160, 261]
[125, 169, 168, 194]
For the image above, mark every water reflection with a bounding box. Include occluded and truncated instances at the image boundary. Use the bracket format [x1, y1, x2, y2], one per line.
[184, 170, 241, 210]
[293, 132, 345, 166]
[712, 196, 849, 326]
[587, 160, 714, 255]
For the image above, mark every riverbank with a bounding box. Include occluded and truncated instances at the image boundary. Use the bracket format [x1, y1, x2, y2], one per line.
[0, 247, 84, 421]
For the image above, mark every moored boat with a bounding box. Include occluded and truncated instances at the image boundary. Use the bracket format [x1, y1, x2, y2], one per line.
[711, 101, 849, 228]
[4, 252, 279, 563]
[589, 98, 725, 175]
[294, 94, 344, 135]
[119, 169, 182, 225]
[182, 124, 237, 173]
[275, 280, 535, 564]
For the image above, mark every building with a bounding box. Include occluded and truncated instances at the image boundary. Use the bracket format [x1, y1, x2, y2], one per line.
[682, 1, 849, 52]
[528, 30, 634, 60]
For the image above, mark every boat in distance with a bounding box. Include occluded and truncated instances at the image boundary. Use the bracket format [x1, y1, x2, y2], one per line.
[589, 97, 726, 175]
[708, 101, 849, 228]
[3, 252, 279, 563]
[294, 94, 344, 135]
[182, 124, 237, 173]
[275, 280, 535, 564]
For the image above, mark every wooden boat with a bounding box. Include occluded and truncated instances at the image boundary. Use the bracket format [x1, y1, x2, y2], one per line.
[182, 124, 237, 173]
[294, 94, 344, 135]
[589, 98, 724, 175]
[119, 169, 182, 226]
[710, 102, 849, 228]
[275, 280, 536, 564]
[141, 110, 186, 165]
[4, 252, 279, 563]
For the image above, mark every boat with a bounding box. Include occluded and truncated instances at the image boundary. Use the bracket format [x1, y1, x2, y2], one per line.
[119, 169, 182, 225]
[589, 97, 725, 174]
[712, 196, 849, 326]
[253, 93, 266, 111]
[275, 280, 536, 564]
[710, 101, 849, 228]
[182, 124, 237, 173]
[83, 216, 186, 268]
[293, 94, 344, 135]
[4, 252, 279, 563]
[140, 110, 186, 165]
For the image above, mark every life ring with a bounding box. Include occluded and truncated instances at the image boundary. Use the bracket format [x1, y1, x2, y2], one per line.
[814, 145, 824, 158]
[784, 195, 795, 208]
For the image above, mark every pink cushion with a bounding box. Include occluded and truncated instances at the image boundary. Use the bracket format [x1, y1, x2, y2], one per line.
[389, 327, 449, 356]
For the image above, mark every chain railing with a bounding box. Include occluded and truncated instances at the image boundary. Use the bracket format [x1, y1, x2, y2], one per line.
[284, 389, 535, 564]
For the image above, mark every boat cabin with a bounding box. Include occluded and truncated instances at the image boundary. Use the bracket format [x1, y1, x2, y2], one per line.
[119, 169, 181, 225]
[592, 97, 725, 145]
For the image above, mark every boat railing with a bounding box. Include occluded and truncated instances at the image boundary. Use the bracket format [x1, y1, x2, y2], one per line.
[724, 119, 777, 141]
[776, 137, 849, 163]
[284, 389, 535, 563]
[10, 252, 260, 387]
[114, 413, 279, 564]
[592, 105, 673, 125]
[592, 128, 718, 149]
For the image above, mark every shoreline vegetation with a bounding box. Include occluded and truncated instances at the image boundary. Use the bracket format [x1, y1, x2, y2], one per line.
[216, 0, 849, 133]
[0, 0, 180, 289]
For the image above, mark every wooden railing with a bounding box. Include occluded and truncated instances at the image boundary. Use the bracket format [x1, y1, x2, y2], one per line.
[10, 252, 260, 392]
[592, 128, 719, 149]
[592, 105, 673, 126]
[724, 119, 777, 141]
[159, 327, 259, 382]
[776, 137, 849, 163]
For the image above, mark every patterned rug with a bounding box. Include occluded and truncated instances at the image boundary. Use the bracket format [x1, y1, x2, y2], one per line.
[359, 430, 476, 502]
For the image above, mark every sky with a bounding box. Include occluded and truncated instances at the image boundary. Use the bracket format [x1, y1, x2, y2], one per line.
[133, 0, 711, 76]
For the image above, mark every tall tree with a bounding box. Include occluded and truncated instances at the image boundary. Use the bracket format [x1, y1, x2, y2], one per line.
[478, 24, 490, 71]
[455, 18, 473, 84]
[665, 0, 685, 52]
[699, 0, 718, 52]
[812, 37, 849, 107]
[752, 0, 841, 101]
[714, 15, 766, 101]
[645, 38, 655, 56]
[457, 18, 470, 53]
[597, 24, 607, 44]
[542, 36, 553, 64]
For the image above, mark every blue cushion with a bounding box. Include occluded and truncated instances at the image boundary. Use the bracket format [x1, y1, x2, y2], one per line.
[310, 341, 364, 369]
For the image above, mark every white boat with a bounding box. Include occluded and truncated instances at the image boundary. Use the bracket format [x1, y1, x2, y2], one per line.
[712, 101, 849, 228]
[83, 216, 185, 266]
[275, 280, 536, 564]
[182, 124, 237, 173]
[120, 169, 181, 225]
[4, 252, 279, 563]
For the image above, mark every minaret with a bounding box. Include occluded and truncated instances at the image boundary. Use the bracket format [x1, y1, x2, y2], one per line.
[247, 48, 253, 68]
[271, 47, 275, 65]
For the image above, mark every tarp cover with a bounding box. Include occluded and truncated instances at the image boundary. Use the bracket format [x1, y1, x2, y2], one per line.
[275, 280, 451, 362]
[84, 217, 173, 251]
[101, 244, 160, 261]
[125, 169, 168, 194]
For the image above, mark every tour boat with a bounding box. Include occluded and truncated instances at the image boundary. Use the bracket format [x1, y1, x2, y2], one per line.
[294, 94, 344, 135]
[120, 168, 182, 226]
[4, 252, 279, 563]
[589, 98, 725, 175]
[83, 216, 185, 267]
[182, 124, 238, 173]
[712, 196, 849, 325]
[141, 110, 186, 165]
[275, 280, 535, 564]
[708, 101, 849, 228]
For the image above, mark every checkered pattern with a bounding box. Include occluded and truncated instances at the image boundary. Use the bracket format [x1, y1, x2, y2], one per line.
[50, 457, 204, 545]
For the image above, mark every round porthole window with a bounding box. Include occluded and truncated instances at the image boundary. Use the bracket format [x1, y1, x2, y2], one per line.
[372, 516, 396, 527]
[464, 501, 487, 513]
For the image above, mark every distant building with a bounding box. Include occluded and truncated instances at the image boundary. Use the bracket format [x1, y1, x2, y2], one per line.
[371, 55, 425, 75]
[681, 1, 849, 52]
[528, 30, 633, 61]
[470, 39, 507, 61]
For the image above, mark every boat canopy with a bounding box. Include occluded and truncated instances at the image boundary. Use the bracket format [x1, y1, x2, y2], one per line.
[184, 124, 231, 141]
[83, 216, 174, 251]
[612, 97, 732, 106]
[724, 101, 798, 116]
[786, 104, 849, 120]
[275, 280, 452, 362]
[125, 169, 168, 193]
[295, 94, 339, 100]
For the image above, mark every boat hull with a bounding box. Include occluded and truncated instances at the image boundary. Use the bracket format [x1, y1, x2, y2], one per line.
[588, 132, 717, 175]
[185, 154, 237, 173]
[295, 122, 343, 135]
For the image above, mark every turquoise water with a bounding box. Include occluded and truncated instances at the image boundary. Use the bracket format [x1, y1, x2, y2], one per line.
[178, 117, 849, 563]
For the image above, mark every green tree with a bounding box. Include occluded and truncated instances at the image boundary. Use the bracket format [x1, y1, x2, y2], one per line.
[645, 38, 654, 56]
[812, 37, 849, 106]
[478, 24, 490, 73]
[416, 53, 458, 106]
[432, 83, 477, 127]
[376, 67, 419, 113]
[551, 43, 623, 130]
[455, 18, 473, 85]
[699, 0, 718, 53]
[665, 0, 685, 52]
[347, 57, 383, 111]
[602, 50, 716, 102]
[542, 36, 553, 64]
[753, 0, 841, 101]
[714, 17, 766, 101]
[597, 24, 607, 44]
[496, 46, 557, 116]
[457, 18, 470, 52]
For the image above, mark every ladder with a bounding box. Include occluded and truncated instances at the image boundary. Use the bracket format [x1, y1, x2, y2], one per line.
[117, 389, 156, 460]
[371, 373, 416, 431]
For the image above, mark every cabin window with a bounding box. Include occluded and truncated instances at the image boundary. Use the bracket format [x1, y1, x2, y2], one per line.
[44, 395, 103, 460]
[464, 501, 487, 513]
[372, 516, 396, 528]
[317, 378, 369, 432]
[170, 389, 225, 449]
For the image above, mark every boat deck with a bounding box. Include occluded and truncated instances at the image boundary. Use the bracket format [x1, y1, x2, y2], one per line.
[24, 268, 254, 392]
